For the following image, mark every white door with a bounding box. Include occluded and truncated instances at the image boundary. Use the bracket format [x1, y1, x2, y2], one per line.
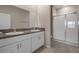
[19, 38, 31, 53]
[0, 43, 18, 53]
[66, 13, 78, 43]
[53, 15, 65, 40]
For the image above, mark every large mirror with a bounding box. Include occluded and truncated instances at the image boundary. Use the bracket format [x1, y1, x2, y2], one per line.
[0, 13, 11, 29]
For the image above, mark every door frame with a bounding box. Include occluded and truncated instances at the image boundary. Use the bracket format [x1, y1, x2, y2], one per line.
[50, 5, 53, 47]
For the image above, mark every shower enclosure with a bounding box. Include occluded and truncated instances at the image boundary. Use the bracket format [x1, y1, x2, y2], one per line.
[53, 12, 79, 47]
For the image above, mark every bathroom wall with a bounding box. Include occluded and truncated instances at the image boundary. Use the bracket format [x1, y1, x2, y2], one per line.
[0, 5, 29, 29]
[29, 5, 41, 28]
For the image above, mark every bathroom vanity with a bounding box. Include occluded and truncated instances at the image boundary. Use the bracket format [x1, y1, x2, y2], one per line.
[0, 28, 45, 53]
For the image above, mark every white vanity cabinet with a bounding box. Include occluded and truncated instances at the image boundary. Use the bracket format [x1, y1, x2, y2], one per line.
[38, 32, 44, 47]
[0, 39, 31, 53]
[16, 35, 32, 53]
[0, 43, 18, 53]
[32, 32, 44, 52]
[0, 31, 44, 53]
[18, 38, 31, 53]
[31, 35, 40, 52]
[0, 35, 32, 53]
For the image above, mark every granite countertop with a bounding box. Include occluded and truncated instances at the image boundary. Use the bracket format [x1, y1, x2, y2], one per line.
[0, 28, 45, 39]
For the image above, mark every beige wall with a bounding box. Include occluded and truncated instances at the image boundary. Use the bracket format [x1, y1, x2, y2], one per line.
[29, 5, 41, 28]
[0, 5, 29, 29]
[38, 5, 51, 48]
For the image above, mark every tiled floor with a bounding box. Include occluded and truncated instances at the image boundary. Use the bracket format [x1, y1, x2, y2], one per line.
[36, 40, 79, 53]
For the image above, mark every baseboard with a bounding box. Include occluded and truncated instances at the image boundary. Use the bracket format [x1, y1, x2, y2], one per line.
[54, 39, 79, 47]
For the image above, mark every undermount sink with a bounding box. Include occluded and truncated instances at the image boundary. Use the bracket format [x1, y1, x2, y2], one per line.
[30, 30, 40, 32]
[5, 32, 24, 35]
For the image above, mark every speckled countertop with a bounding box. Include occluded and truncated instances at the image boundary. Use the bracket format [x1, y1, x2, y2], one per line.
[0, 28, 45, 39]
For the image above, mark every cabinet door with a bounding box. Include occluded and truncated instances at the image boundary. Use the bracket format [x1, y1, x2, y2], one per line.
[0, 43, 18, 53]
[19, 38, 31, 53]
[32, 36, 39, 52]
[38, 32, 44, 47]
[32, 32, 44, 52]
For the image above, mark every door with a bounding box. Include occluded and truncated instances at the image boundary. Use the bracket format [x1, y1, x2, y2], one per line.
[0, 43, 18, 53]
[53, 15, 65, 40]
[19, 38, 31, 53]
[65, 13, 78, 43]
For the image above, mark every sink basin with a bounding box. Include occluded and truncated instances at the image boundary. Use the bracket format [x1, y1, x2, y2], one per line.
[5, 32, 24, 35]
[30, 30, 40, 32]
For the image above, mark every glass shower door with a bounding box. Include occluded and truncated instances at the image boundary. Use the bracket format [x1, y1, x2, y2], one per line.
[65, 13, 78, 44]
[53, 15, 65, 41]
